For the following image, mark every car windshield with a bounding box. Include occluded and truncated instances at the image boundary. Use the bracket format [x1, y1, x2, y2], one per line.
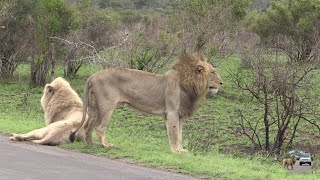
[300, 153, 310, 157]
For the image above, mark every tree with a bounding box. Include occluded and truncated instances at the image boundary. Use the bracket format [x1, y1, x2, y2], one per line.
[127, 15, 177, 72]
[246, 0, 320, 62]
[167, 0, 250, 60]
[237, 0, 320, 153]
[60, 0, 121, 76]
[0, 1, 30, 77]
[26, 0, 75, 86]
[231, 37, 320, 153]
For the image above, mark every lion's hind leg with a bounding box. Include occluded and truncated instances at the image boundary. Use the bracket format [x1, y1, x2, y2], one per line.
[282, 160, 287, 169]
[83, 91, 98, 145]
[86, 91, 116, 148]
[95, 107, 115, 148]
[32, 136, 59, 145]
[33, 123, 71, 145]
[84, 106, 98, 145]
[9, 128, 48, 142]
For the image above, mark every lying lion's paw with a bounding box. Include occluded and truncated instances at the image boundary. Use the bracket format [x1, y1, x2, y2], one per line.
[9, 136, 16, 141]
[9, 134, 22, 141]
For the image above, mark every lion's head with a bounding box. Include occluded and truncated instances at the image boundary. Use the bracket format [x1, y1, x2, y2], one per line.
[173, 52, 223, 98]
[41, 77, 83, 125]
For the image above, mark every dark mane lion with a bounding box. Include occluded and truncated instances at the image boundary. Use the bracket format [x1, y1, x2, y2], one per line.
[282, 156, 297, 170]
[70, 52, 222, 153]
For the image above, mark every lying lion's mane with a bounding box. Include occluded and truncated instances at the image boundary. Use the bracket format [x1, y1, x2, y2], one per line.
[41, 77, 83, 125]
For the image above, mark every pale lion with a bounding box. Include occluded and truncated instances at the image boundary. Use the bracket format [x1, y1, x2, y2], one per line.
[9, 77, 86, 145]
[70, 52, 222, 153]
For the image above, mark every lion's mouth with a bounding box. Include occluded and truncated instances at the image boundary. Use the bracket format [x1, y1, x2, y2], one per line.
[209, 86, 219, 94]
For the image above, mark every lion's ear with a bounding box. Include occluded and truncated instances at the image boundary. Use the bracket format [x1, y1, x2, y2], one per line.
[47, 85, 54, 94]
[196, 65, 205, 73]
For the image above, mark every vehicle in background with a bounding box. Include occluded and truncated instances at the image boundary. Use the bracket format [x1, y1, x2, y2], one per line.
[299, 152, 312, 166]
[288, 150, 302, 160]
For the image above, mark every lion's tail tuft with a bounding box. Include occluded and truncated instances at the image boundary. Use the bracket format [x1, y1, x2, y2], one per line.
[69, 131, 76, 143]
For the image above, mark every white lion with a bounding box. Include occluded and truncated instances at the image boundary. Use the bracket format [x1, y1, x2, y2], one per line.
[10, 77, 86, 145]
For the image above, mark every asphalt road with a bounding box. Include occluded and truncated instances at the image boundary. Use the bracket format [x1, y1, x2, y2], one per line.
[0, 135, 199, 180]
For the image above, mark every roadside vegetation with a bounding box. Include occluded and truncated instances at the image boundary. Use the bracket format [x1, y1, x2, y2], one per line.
[1, 0, 320, 179]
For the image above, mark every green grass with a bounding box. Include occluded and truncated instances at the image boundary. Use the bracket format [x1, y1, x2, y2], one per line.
[0, 60, 319, 180]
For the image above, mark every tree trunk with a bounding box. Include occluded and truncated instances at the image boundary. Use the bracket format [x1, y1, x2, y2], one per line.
[264, 118, 270, 152]
[287, 117, 301, 147]
[0, 58, 15, 77]
[30, 55, 49, 86]
[50, 43, 56, 81]
[64, 46, 81, 77]
[263, 89, 270, 152]
[0, 37, 28, 77]
[0, 48, 16, 77]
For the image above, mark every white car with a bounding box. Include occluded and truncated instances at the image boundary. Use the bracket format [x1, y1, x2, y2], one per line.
[299, 152, 312, 166]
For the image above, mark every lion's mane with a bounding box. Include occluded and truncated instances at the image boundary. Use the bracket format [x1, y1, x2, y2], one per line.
[173, 53, 210, 118]
[41, 77, 83, 125]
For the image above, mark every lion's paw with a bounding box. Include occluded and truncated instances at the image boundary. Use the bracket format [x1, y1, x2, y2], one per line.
[179, 148, 188, 153]
[172, 147, 188, 153]
[102, 143, 114, 148]
[9, 134, 22, 141]
[9, 136, 16, 141]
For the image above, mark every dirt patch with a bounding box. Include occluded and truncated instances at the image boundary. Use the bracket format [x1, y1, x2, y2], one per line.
[287, 161, 314, 173]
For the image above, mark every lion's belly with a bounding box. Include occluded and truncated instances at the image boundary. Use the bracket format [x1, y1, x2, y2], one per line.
[129, 104, 165, 116]
[121, 92, 166, 116]
[117, 79, 166, 115]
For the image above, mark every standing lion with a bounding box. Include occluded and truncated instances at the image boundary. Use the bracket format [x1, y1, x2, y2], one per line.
[9, 77, 86, 145]
[70, 52, 223, 153]
[282, 156, 297, 170]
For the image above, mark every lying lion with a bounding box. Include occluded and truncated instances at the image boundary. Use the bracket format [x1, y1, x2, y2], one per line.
[10, 77, 85, 145]
[70, 52, 223, 153]
[283, 156, 297, 170]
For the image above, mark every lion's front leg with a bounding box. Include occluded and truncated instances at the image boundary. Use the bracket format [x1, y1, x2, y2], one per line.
[178, 119, 187, 152]
[166, 112, 186, 153]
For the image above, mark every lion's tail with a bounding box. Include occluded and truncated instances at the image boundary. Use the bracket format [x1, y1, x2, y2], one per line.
[69, 76, 93, 143]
